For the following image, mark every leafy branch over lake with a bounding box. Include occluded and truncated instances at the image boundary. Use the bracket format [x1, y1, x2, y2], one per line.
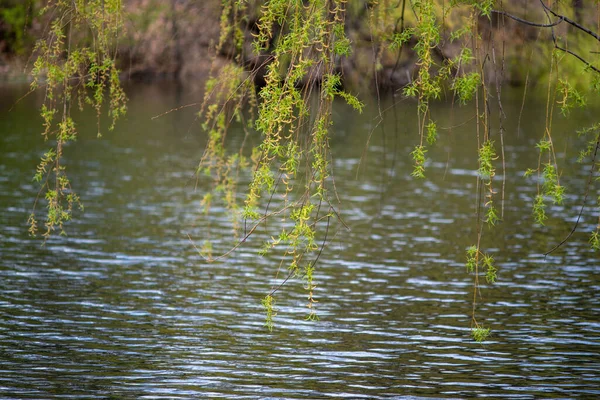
[17, 0, 600, 341]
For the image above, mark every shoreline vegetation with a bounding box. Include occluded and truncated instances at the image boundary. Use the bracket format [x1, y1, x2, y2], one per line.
[0, 0, 596, 93]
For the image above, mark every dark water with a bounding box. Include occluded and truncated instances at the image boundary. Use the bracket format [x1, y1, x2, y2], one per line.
[1, 83, 599, 399]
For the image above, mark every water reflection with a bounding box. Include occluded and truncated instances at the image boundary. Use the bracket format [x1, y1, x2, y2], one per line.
[0, 82, 599, 398]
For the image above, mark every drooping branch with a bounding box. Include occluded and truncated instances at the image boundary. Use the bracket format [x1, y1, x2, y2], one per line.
[492, 3, 600, 74]
[544, 135, 600, 256]
[491, 2, 600, 255]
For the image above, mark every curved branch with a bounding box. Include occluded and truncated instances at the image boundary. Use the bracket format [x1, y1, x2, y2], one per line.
[539, 0, 600, 42]
[493, 5, 600, 75]
[554, 44, 600, 74]
[491, 10, 564, 28]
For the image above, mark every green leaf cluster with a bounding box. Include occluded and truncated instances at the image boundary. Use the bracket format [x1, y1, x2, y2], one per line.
[576, 123, 600, 163]
[262, 294, 276, 332]
[452, 72, 480, 105]
[451, 0, 495, 18]
[466, 245, 496, 284]
[29, 0, 126, 239]
[590, 230, 600, 251]
[471, 326, 491, 342]
[478, 140, 497, 180]
[529, 136, 565, 226]
[410, 145, 427, 178]
[557, 79, 586, 117]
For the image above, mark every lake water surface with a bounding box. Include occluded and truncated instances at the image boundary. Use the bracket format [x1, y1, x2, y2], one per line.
[1, 83, 599, 399]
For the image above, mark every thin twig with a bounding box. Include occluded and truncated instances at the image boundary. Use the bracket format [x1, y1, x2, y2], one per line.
[491, 10, 564, 28]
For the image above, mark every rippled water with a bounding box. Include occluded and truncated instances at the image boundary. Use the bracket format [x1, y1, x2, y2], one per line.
[1, 83, 599, 398]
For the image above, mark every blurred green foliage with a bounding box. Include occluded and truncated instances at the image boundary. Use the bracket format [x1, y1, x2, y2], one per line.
[0, 0, 36, 55]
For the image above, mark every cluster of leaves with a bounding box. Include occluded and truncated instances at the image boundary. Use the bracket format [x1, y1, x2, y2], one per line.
[466, 245, 497, 285]
[400, 1, 483, 179]
[524, 138, 565, 226]
[261, 294, 276, 332]
[466, 244, 497, 342]
[451, 0, 494, 18]
[471, 325, 491, 342]
[402, 0, 441, 179]
[195, 0, 363, 329]
[197, 62, 256, 241]
[557, 78, 586, 117]
[479, 140, 499, 226]
[28, 0, 126, 239]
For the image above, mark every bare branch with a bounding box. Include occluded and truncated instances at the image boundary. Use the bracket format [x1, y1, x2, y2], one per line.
[491, 10, 564, 28]
[539, 0, 600, 42]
